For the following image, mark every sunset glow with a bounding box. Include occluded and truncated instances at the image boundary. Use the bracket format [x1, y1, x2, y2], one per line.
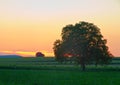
[0, 0, 120, 57]
[0, 50, 54, 57]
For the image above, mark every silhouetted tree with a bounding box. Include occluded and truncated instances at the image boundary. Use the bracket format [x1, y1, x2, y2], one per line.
[53, 21, 113, 71]
[53, 39, 67, 62]
[36, 52, 45, 57]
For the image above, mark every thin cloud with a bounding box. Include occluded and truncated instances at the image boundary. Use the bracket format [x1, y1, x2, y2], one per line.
[0, 50, 54, 57]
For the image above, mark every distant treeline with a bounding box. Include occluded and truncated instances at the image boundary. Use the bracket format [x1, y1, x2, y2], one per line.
[0, 55, 22, 58]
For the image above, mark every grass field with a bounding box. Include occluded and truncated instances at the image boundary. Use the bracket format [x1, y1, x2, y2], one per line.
[0, 69, 120, 85]
[0, 57, 120, 85]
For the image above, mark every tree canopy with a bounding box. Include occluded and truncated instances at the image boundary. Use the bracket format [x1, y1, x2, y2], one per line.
[36, 52, 45, 57]
[53, 21, 113, 71]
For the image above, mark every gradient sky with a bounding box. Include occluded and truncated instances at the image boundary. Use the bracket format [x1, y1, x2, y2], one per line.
[0, 0, 120, 57]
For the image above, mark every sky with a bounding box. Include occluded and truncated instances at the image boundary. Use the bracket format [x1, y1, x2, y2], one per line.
[0, 0, 120, 57]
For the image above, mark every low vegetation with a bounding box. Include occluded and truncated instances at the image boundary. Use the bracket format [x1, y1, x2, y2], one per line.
[0, 57, 119, 85]
[0, 69, 120, 85]
[0, 57, 119, 70]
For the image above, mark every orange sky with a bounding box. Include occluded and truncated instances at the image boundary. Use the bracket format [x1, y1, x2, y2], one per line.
[0, 0, 120, 57]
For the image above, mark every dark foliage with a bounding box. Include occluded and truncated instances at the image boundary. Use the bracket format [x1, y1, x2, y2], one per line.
[53, 21, 113, 71]
[36, 52, 45, 57]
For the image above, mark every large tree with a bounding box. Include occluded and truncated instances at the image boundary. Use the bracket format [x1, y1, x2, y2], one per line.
[53, 21, 113, 71]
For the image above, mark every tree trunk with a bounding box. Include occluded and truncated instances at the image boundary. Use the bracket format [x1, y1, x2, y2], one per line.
[95, 62, 98, 67]
[81, 63, 85, 71]
[80, 57, 86, 71]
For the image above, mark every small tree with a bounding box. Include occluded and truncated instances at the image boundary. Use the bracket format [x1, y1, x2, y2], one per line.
[53, 21, 113, 71]
[36, 52, 45, 57]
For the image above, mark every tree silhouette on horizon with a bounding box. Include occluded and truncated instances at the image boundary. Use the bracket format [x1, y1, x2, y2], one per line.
[36, 52, 45, 57]
[53, 21, 113, 71]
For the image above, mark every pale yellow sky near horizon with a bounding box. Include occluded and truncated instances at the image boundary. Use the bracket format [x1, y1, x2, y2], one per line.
[0, 0, 120, 56]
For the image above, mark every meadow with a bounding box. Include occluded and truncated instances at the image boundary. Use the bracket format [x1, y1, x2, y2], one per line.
[0, 57, 120, 85]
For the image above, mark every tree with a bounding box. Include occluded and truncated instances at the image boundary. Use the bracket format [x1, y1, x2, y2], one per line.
[53, 39, 67, 62]
[36, 52, 45, 57]
[53, 21, 113, 71]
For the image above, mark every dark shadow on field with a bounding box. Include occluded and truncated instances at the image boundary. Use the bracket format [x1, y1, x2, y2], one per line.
[0, 66, 120, 72]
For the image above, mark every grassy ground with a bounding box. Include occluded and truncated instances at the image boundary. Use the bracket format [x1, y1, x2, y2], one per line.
[0, 69, 120, 85]
[0, 57, 119, 85]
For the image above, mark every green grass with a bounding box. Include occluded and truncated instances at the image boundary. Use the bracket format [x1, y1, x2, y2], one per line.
[0, 69, 120, 85]
[0, 57, 119, 85]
